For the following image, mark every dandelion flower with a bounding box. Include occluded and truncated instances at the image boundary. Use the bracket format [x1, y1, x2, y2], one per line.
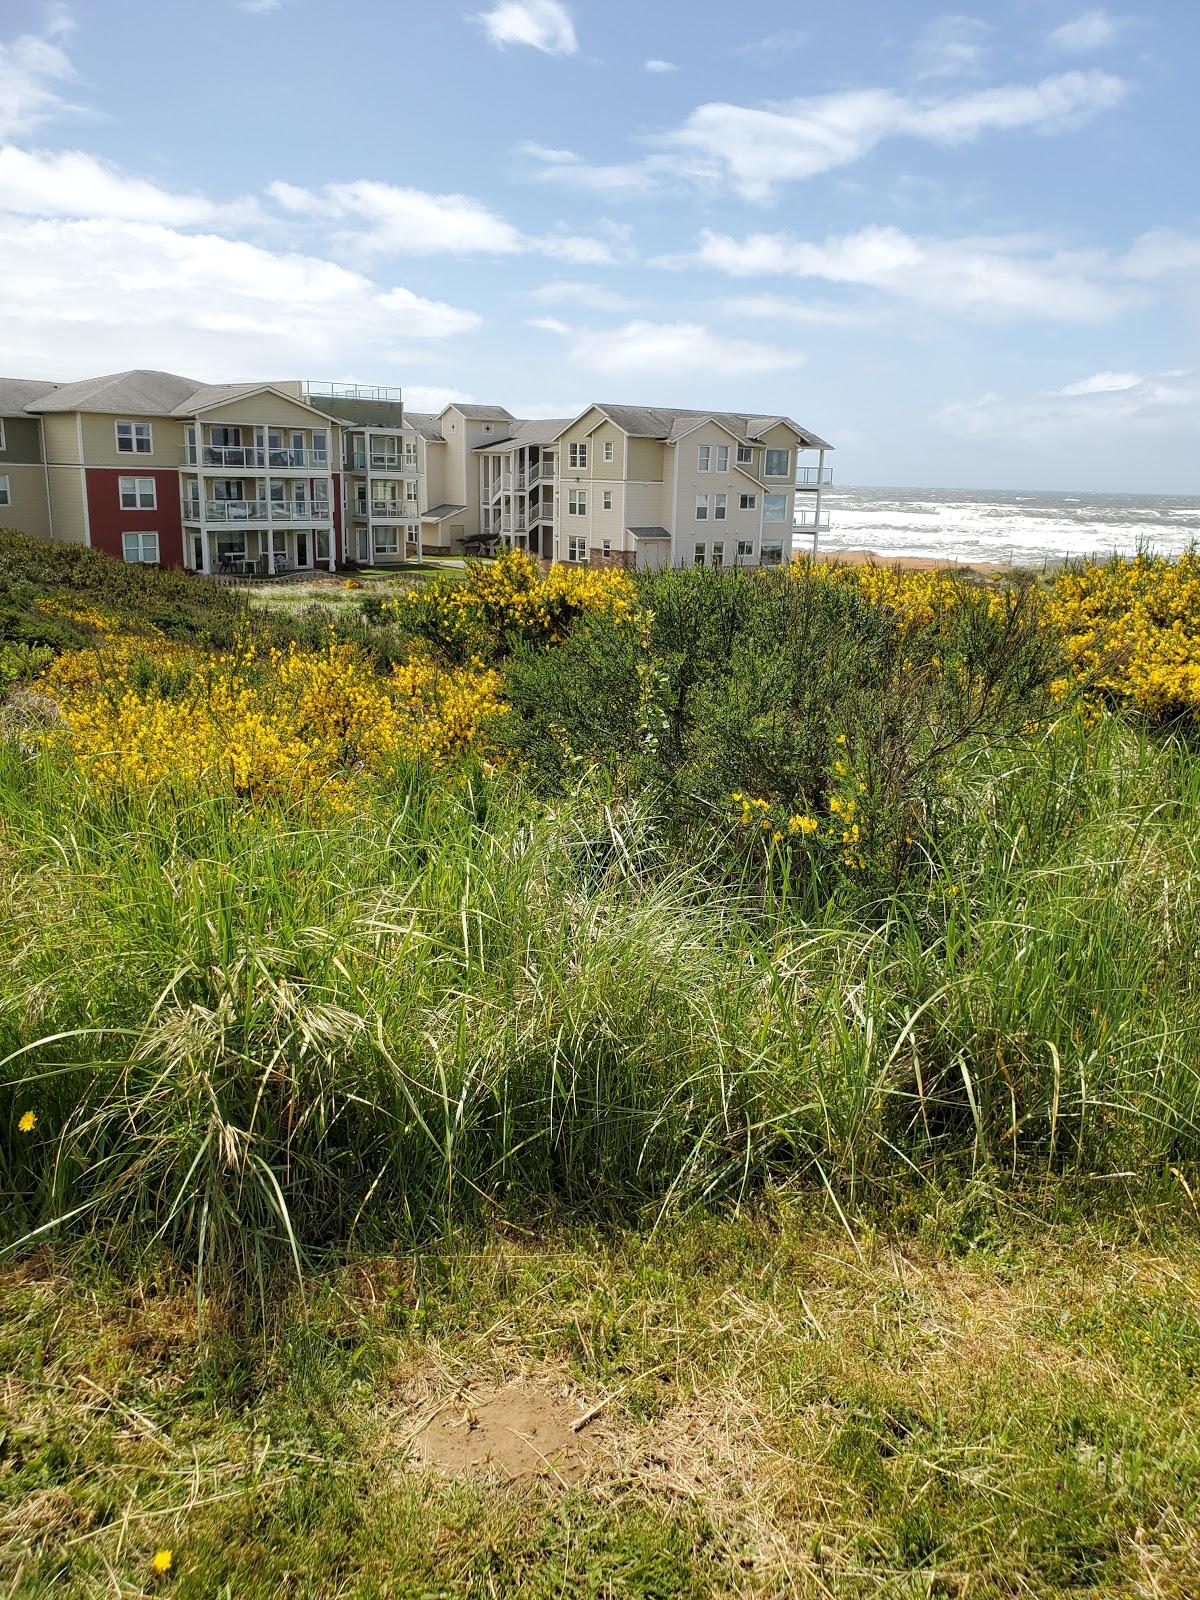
[18, 1111, 36, 1134]
[152, 1550, 173, 1574]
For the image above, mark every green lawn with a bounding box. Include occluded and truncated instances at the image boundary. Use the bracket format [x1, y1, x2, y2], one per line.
[5, 1202, 1200, 1598]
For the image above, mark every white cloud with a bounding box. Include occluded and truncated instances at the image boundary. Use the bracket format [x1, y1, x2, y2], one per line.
[1055, 370, 1145, 395]
[269, 178, 526, 255]
[0, 144, 259, 225]
[0, 215, 480, 376]
[518, 141, 659, 197]
[239, 0, 285, 12]
[529, 316, 803, 383]
[662, 72, 1128, 200]
[0, 13, 79, 138]
[403, 385, 477, 413]
[1118, 230, 1200, 279]
[724, 292, 880, 327]
[939, 370, 1200, 447]
[522, 71, 1128, 201]
[474, 0, 578, 56]
[529, 279, 640, 310]
[643, 58, 677, 73]
[1049, 10, 1122, 52]
[675, 224, 1133, 322]
[736, 29, 807, 55]
[269, 175, 627, 263]
[913, 14, 991, 79]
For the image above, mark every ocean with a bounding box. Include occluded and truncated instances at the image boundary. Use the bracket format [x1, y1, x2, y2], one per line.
[809, 486, 1200, 567]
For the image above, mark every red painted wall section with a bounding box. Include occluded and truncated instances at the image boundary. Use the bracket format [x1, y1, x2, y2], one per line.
[85, 469, 184, 568]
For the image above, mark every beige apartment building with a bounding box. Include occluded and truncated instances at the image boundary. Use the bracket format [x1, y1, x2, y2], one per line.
[1, 370, 832, 572]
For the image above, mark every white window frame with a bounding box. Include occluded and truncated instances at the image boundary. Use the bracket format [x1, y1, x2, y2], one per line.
[695, 494, 708, 521]
[716, 445, 729, 473]
[567, 534, 588, 563]
[115, 420, 153, 455]
[568, 442, 588, 469]
[714, 493, 727, 521]
[693, 542, 707, 567]
[711, 540, 725, 569]
[603, 439, 614, 462]
[374, 527, 400, 555]
[736, 540, 755, 563]
[740, 492, 757, 510]
[697, 445, 711, 472]
[119, 475, 157, 510]
[0, 473, 9, 506]
[601, 538, 612, 557]
[763, 494, 788, 524]
[765, 448, 790, 478]
[122, 530, 159, 564]
[568, 488, 588, 516]
[0, 419, 6, 451]
[761, 539, 785, 568]
[602, 489, 613, 510]
[736, 444, 753, 465]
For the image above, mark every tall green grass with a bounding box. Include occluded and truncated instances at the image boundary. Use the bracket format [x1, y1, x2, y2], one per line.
[2, 705, 1198, 1308]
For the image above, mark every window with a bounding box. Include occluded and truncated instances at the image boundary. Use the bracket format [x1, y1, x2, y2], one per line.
[568, 442, 588, 468]
[116, 420, 152, 454]
[568, 489, 588, 516]
[693, 542, 706, 567]
[740, 493, 757, 510]
[711, 541, 725, 569]
[0, 420, 6, 451]
[567, 534, 588, 563]
[119, 476, 156, 510]
[697, 445, 711, 471]
[122, 531, 159, 564]
[695, 494, 708, 520]
[602, 489, 613, 510]
[483, 423, 493, 435]
[0, 474, 9, 506]
[374, 528, 399, 555]
[602, 539, 612, 558]
[714, 494, 727, 521]
[737, 444, 753, 465]
[737, 540, 755, 563]
[765, 448, 790, 477]
[761, 540, 784, 567]
[763, 494, 787, 523]
[603, 440, 614, 462]
[716, 445, 729, 473]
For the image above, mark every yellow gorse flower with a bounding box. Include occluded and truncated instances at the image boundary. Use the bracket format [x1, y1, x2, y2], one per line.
[151, 1549, 173, 1574]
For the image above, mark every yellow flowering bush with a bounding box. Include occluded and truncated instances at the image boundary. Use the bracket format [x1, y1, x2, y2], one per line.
[41, 635, 508, 806]
[1047, 551, 1200, 721]
[394, 549, 641, 660]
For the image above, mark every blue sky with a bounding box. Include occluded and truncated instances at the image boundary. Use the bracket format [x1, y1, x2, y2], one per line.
[1, 0, 1198, 489]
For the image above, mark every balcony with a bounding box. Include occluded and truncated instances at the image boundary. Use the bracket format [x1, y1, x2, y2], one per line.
[185, 499, 331, 524]
[371, 498, 407, 516]
[369, 453, 402, 470]
[794, 510, 831, 531]
[795, 467, 834, 489]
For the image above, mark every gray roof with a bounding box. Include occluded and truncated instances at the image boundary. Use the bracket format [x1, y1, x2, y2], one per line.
[474, 417, 573, 450]
[628, 526, 671, 540]
[0, 377, 62, 414]
[422, 503, 468, 522]
[319, 396, 406, 429]
[443, 403, 514, 422]
[27, 368, 204, 415]
[404, 411, 444, 441]
[592, 403, 833, 451]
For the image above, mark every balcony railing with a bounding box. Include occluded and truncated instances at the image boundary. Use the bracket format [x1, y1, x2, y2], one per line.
[794, 511, 831, 531]
[185, 499, 331, 524]
[795, 467, 834, 488]
[182, 446, 331, 470]
[369, 453, 402, 469]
